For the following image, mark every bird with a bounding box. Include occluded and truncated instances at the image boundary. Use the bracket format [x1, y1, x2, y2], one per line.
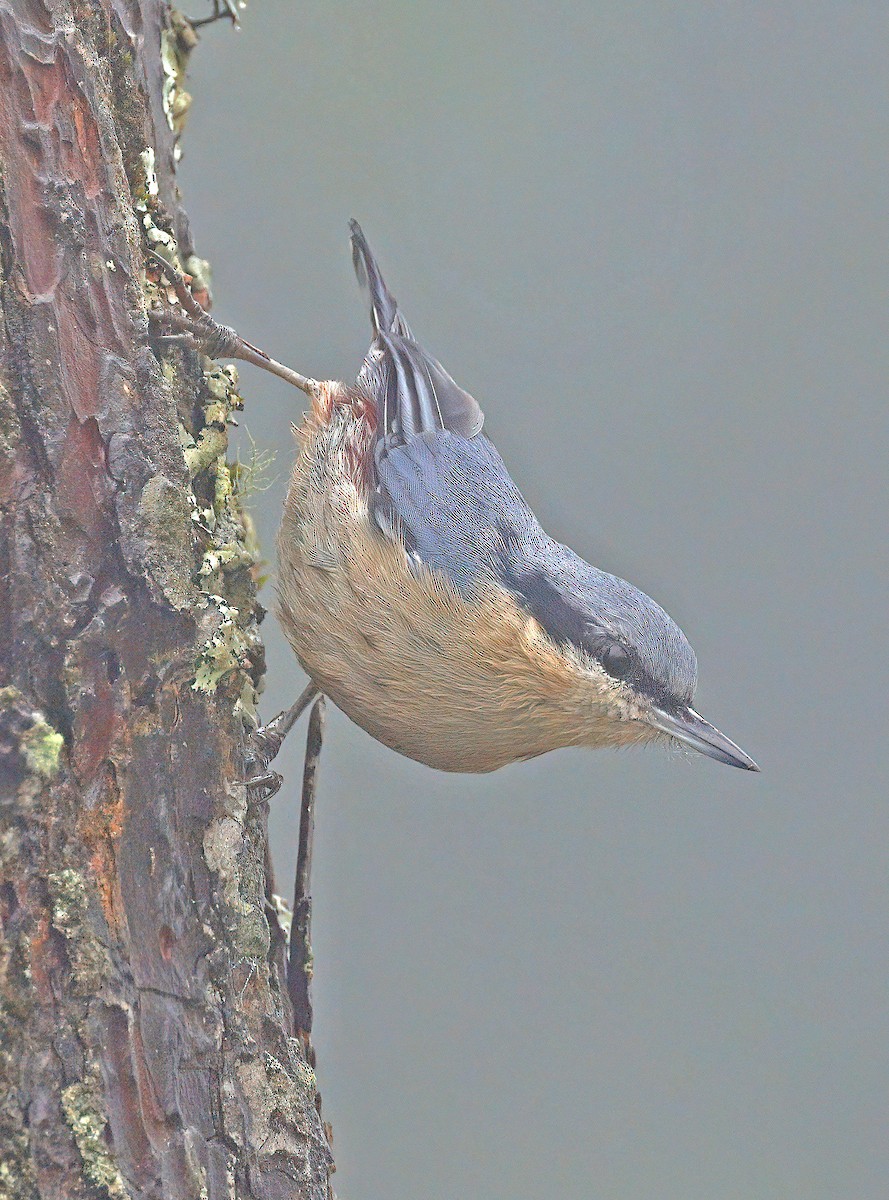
[150, 224, 758, 776]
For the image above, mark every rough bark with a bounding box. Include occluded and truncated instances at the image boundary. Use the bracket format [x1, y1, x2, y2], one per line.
[0, 3, 333, 1197]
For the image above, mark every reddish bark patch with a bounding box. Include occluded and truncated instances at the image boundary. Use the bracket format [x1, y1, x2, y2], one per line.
[56, 414, 116, 551]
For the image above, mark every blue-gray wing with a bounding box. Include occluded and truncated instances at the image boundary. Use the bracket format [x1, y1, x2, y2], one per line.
[373, 431, 659, 673]
[373, 430, 540, 592]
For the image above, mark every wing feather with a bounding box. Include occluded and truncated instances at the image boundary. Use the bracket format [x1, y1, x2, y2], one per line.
[350, 221, 485, 444]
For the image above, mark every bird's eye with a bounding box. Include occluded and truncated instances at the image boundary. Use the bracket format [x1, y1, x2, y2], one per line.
[601, 642, 632, 680]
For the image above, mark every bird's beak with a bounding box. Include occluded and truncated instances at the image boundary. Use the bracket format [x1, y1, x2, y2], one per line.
[647, 705, 759, 771]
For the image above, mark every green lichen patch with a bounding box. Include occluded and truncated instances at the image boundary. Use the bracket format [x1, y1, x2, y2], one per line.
[0, 687, 64, 779]
[182, 428, 228, 481]
[180, 362, 243, 509]
[181, 361, 263, 722]
[193, 597, 251, 692]
[48, 869, 112, 994]
[61, 1069, 129, 1199]
[192, 597, 262, 725]
[146, 240, 265, 725]
[19, 721, 63, 779]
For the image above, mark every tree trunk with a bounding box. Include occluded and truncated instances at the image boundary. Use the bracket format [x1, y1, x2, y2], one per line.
[0, 4, 333, 1197]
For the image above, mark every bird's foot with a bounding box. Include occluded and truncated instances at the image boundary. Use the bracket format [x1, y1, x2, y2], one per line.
[245, 691, 327, 1049]
[189, 0, 240, 30]
[148, 250, 247, 360]
[147, 250, 319, 396]
[243, 683, 320, 799]
[245, 769, 284, 804]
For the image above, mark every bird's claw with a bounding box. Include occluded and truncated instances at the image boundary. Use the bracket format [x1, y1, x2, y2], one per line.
[242, 684, 321, 796]
[147, 252, 244, 360]
[244, 718, 287, 778]
[189, 0, 240, 30]
[147, 248, 317, 396]
[150, 307, 243, 360]
[243, 724, 286, 800]
[245, 769, 283, 804]
[147, 249, 204, 314]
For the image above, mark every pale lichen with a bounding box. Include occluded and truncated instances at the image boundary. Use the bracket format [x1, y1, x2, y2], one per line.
[138, 475, 200, 611]
[0, 907, 37, 1200]
[143, 222, 264, 725]
[268, 894, 293, 939]
[0, 370, 20, 461]
[135, 147, 181, 269]
[193, 596, 253, 694]
[183, 362, 263, 722]
[233, 1050, 317, 1158]
[48, 869, 112, 994]
[136, 146, 159, 204]
[182, 430, 229, 480]
[0, 1140, 37, 1200]
[183, 254, 213, 305]
[61, 1068, 129, 1199]
[202, 817, 270, 958]
[161, 14, 197, 158]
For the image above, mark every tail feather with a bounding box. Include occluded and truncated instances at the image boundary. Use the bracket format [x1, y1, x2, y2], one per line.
[349, 220, 485, 442]
[349, 219, 404, 336]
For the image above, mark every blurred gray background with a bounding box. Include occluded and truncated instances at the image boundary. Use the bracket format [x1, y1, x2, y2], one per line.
[181, 4, 888, 1197]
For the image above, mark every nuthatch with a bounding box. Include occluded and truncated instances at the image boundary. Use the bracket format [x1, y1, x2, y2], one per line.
[152, 224, 758, 776]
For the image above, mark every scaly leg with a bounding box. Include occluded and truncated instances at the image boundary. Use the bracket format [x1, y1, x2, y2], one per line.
[147, 250, 319, 397]
[258, 696, 326, 1054]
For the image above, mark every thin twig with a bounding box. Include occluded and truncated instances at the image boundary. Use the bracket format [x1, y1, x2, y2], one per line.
[288, 695, 325, 1041]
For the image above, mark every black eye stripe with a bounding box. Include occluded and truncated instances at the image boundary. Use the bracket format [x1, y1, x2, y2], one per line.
[498, 564, 591, 648]
[498, 560, 688, 709]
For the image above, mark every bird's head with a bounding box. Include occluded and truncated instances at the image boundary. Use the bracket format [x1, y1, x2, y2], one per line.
[501, 545, 758, 770]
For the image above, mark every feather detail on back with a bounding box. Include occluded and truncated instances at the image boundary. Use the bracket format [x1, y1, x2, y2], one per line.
[349, 220, 485, 442]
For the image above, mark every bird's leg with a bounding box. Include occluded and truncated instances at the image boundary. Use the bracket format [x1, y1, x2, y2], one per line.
[244, 682, 320, 801]
[188, 0, 240, 30]
[288, 695, 326, 1047]
[147, 250, 319, 397]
